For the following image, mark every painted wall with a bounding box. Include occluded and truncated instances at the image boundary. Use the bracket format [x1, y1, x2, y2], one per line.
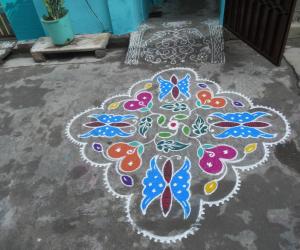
[0, 3, 15, 37]
[108, 0, 152, 35]
[2, 0, 153, 40]
[219, 0, 225, 25]
[0, 0, 114, 40]
[33, 0, 112, 35]
[0, 0, 44, 40]
[0, 0, 177, 40]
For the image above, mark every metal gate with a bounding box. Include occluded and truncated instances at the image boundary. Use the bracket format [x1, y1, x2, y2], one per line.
[0, 3, 14, 38]
[224, 0, 297, 65]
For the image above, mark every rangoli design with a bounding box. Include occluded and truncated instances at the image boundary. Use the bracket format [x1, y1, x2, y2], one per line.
[125, 20, 225, 65]
[66, 68, 290, 243]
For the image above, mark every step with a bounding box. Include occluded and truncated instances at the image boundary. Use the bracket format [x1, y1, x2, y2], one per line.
[30, 33, 111, 62]
[0, 48, 11, 64]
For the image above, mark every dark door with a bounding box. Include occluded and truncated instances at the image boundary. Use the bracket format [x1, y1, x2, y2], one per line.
[224, 0, 297, 65]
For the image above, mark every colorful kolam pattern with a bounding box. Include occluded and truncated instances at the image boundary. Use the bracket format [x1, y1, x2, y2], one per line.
[66, 68, 290, 243]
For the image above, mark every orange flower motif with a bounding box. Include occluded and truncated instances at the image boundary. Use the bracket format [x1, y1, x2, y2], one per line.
[197, 90, 227, 108]
[107, 142, 142, 172]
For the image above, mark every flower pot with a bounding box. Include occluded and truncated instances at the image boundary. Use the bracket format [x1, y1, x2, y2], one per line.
[41, 12, 74, 46]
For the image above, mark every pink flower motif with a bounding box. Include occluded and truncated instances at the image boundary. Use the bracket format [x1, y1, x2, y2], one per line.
[167, 120, 179, 130]
[124, 92, 153, 111]
[199, 145, 237, 174]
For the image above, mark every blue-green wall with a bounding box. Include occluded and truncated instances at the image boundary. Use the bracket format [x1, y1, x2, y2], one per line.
[33, 0, 112, 35]
[0, 0, 114, 40]
[108, 0, 152, 35]
[0, 0, 44, 40]
[0, 0, 223, 41]
[219, 0, 226, 25]
[1, 0, 155, 40]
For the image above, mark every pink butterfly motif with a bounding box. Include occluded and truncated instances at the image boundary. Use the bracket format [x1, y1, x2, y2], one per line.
[124, 92, 153, 111]
[199, 145, 237, 174]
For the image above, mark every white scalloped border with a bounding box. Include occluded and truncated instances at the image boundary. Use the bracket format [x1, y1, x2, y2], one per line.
[65, 67, 291, 243]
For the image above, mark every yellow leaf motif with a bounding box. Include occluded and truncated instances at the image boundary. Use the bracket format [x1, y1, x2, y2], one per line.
[144, 83, 153, 89]
[244, 143, 257, 154]
[204, 180, 218, 195]
[108, 102, 120, 110]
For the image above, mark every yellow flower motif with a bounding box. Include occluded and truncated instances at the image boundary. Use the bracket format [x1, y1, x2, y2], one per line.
[144, 82, 153, 89]
[108, 102, 120, 110]
[204, 180, 218, 195]
[244, 143, 257, 154]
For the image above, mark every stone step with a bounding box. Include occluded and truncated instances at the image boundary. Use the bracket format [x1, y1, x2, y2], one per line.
[30, 33, 111, 62]
[0, 48, 11, 64]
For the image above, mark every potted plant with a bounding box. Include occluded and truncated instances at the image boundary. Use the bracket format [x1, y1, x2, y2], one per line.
[41, 0, 74, 45]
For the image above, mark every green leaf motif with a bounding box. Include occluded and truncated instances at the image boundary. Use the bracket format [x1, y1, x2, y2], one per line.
[129, 141, 140, 147]
[192, 116, 208, 137]
[147, 102, 153, 109]
[174, 114, 188, 120]
[201, 105, 211, 109]
[138, 117, 152, 137]
[156, 140, 191, 153]
[196, 101, 211, 109]
[196, 100, 202, 107]
[161, 103, 189, 112]
[158, 132, 173, 138]
[157, 115, 166, 125]
[138, 145, 144, 155]
[197, 147, 204, 158]
[182, 126, 190, 136]
[129, 141, 144, 155]
[160, 104, 174, 110]
[140, 107, 149, 112]
[203, 144, 214, 149]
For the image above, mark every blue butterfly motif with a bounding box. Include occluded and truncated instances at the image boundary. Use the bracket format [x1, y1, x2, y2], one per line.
[88, 114, 136, 123]
[157, 74, 191, 101]
[79, 114, 137, 138]
[215, 126, 275, 139]
[211, 111, 275, 139]
[141, 156, 191, 219]
[211, 112, 269, 123]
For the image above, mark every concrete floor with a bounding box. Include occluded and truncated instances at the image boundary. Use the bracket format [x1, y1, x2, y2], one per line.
[1, 0, 300, 248]
[0, 37, 299, 250]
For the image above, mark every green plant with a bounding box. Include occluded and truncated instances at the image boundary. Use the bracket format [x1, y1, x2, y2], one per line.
[43, 0, 67, 21]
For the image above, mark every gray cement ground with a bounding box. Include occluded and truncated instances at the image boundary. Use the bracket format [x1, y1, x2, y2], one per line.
[0, 37, 299, 250]
[1, 0, 300, 249]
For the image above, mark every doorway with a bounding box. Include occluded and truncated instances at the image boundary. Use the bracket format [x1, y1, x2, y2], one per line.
[224, 0, 297, 65]
[151, 0, 297, 65]
[159, 0, 220, 20]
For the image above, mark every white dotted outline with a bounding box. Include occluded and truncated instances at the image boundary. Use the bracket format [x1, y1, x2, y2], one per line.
[65, 67, 291, 243]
